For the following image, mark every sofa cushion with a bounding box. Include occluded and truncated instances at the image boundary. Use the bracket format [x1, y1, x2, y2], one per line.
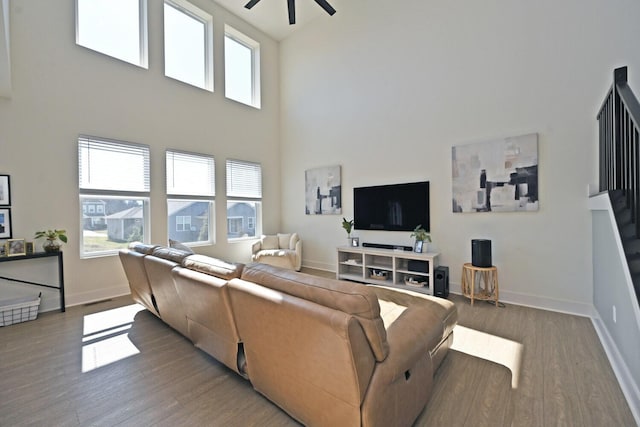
[277, 233, 291, 249]
[151, 247, 193, 264]
[240, 263, 389, 361]
[128, 242, 159, 255]
[182, 254, 244, 280]
[169, 239, 194, 254]
[261, 235, 279, 250]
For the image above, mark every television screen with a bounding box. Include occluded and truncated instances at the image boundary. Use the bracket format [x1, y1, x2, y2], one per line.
[354, 181, 430, 232]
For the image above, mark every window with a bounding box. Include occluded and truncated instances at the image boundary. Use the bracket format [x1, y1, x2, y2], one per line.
[76, 0, 148, 68]
[164, 0, 213, 90]
[79, 136, 150, 258]
[224, 25, 260, 108]
[166, 150, 215, 245]
[226, 159, 262, 240]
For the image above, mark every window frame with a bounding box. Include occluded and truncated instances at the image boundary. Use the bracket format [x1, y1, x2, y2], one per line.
[224, 25, 261, 109]
[163, 0, 214, 91]
[78, 135, 151, 259]
[226, 159, 262, 242]
[166, 150, 215, 247]
[75, 0, 149, 68]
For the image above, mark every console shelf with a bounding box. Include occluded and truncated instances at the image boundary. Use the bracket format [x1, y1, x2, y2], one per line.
[336, 246, 439, 296]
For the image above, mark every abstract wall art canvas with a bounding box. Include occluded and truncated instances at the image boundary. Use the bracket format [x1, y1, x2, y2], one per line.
[452, 133, 539, 213]
[305, 165, 342, 215]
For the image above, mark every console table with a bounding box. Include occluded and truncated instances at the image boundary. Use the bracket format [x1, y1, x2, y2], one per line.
[0, 251, 65, 312]
[336, 246, 439, 296]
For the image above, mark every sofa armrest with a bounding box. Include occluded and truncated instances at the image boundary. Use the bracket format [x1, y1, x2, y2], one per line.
[251, 240, 262, 256]
[361, 305, 439, 427]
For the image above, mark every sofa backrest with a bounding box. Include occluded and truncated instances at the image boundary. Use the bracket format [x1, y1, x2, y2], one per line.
[118, 248, 160, 317]
[240, 263, 389, 361]
[227, 276, 377, 426]
[182, 254, 244, 280]
[143, 251, 190, 337]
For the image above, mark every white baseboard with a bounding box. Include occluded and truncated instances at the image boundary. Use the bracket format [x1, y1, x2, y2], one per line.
[65, 284, 131, 308]
[592, 316, 640, 426]
[447, 287, 596, 317]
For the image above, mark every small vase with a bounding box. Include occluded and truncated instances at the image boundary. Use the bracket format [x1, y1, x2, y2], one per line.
[43, 240, 61, 253]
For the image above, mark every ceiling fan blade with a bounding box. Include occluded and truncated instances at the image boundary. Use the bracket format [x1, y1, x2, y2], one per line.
[313, 0, 336, 16]
[244, 0, 262, 10]
[288, 0, 296, 24]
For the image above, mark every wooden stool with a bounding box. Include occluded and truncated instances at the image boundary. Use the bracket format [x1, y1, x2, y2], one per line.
[461, 263, 499, 307]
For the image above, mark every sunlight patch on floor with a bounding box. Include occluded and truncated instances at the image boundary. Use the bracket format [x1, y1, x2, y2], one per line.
[81, 304, 144, 373]
[451, 325, 523, 388]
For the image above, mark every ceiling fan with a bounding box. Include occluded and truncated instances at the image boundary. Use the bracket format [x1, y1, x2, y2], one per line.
[244, 0, 336, 25]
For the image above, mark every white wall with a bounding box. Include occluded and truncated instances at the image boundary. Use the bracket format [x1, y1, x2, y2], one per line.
[0, 0, 280, 306]
[280, 0, 640, 314]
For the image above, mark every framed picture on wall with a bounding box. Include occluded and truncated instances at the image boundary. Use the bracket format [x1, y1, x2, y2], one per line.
[0, 175, 10, 206]
[0, 208, 11, 239]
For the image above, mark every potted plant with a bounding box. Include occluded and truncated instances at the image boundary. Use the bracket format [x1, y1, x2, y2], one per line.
[34, 229, 68, 253]
[342, 218, 354, 238]
[410, 225, 431, 253]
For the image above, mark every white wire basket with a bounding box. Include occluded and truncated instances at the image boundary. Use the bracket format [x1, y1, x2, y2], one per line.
[0, 293, 41, 327]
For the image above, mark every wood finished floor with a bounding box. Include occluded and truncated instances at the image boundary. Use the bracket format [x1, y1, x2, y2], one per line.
[0, 281, 635, 426]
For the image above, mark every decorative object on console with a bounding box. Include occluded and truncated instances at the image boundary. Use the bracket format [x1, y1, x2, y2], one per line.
[0, 208, 12, 239]
[34, 229, 68, 253]
[369, 269, 388, 280]
[452, 133, 538, 213]
[245, 0, 336, 25]
[6, 238, 26, 256]
[25, 241, 34, 254]
[341, 217, 353, 238]
[305, 165, 341, 215]
[0, 175, 10, 206]
[350, 237, 359, 247]
[404, 276, 426, 287]
[410, 224, 431, 253]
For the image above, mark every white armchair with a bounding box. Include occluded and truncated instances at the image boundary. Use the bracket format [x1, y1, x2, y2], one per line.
[251, 233, 302, 271]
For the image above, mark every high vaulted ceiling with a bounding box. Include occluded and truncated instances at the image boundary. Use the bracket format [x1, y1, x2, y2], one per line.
[212, 0, 339, 41]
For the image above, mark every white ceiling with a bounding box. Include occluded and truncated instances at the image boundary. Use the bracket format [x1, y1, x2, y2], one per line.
[212, 0, 339, 41]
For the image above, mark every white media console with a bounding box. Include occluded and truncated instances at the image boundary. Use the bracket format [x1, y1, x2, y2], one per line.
[336, 246, 439, 296]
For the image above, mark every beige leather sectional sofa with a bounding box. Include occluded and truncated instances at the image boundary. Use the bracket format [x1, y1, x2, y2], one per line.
[119, 243, 458, 427]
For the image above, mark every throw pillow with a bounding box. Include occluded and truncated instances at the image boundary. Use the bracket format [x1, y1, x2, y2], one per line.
[169, 239, 194, 254]
[277, 233, 292, 249]
[261, 235, 279, 250]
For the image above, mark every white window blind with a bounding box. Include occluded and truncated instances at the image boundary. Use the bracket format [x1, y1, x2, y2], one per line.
[166, 150, 215, 196]
[78, 136, 150, 192]
[226, 159, 262, 198]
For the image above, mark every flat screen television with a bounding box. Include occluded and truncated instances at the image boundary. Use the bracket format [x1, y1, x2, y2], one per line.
[354, 181, 430, 232]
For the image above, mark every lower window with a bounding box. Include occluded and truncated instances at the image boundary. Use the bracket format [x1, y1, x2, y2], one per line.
[80, 196, 149, 257]
[227, 201, 260, 240]
[168, 200, 212, 244]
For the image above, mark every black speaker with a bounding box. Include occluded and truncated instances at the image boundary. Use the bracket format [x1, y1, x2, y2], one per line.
[408, 259, 429, 273]
[471, 239, 492, 267]
[434, 266, 449, 298]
